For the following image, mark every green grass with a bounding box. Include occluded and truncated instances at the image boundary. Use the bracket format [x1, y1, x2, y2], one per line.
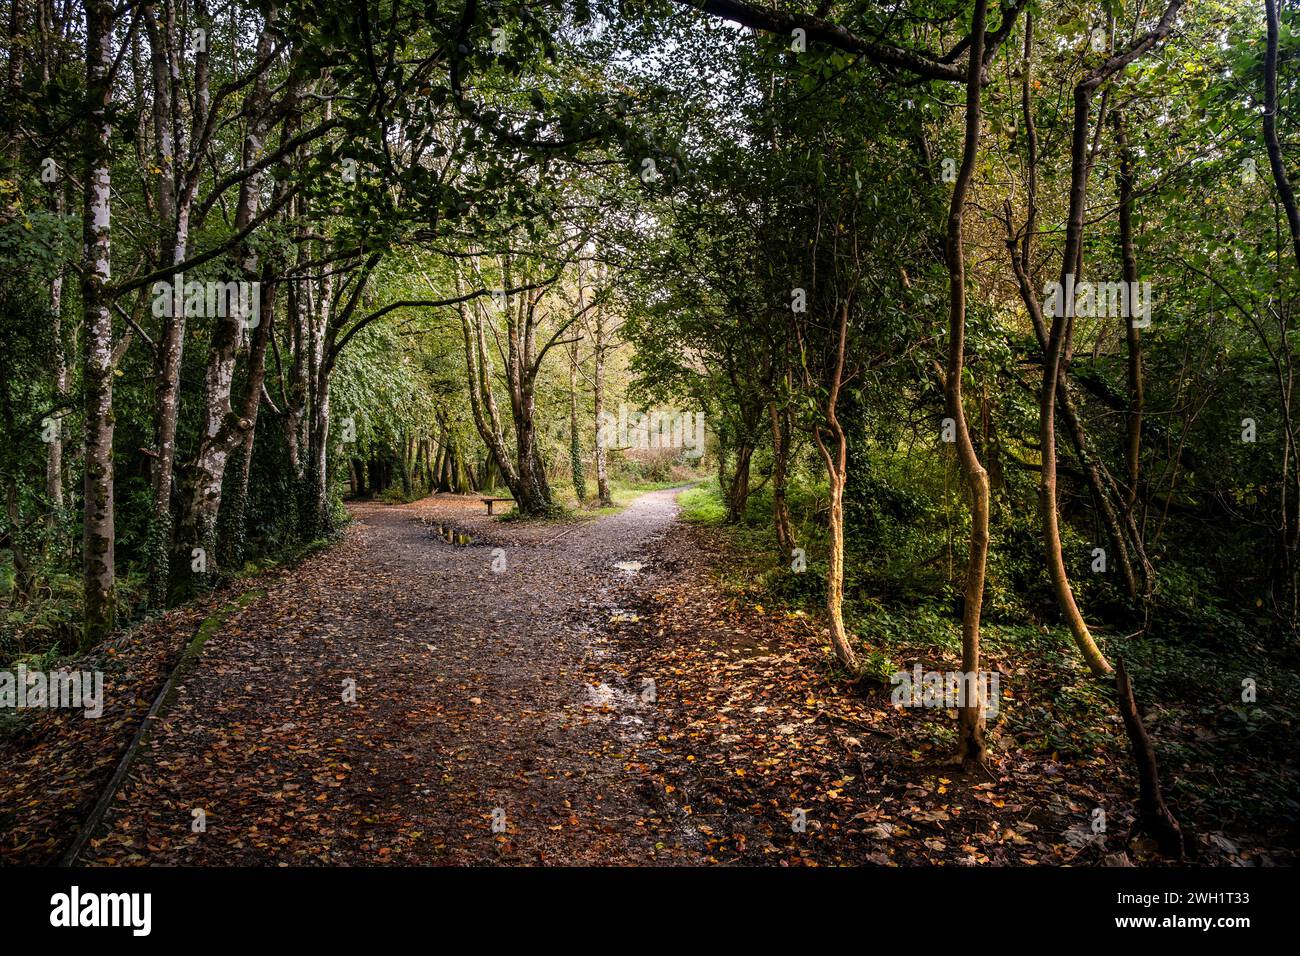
[676, 484, 728, 524]
[541, 476, 702, 519]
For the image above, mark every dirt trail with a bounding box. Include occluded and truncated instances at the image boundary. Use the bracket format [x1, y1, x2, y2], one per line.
[39, 487, 1285, 867]
[82, 489, 705, 865]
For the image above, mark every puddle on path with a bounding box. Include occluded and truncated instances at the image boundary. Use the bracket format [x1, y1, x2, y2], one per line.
[429, 524, 474, 546]
[584, 681, 638, 709]
[614, 560, 645, 573]
[581, 681, 647, 740]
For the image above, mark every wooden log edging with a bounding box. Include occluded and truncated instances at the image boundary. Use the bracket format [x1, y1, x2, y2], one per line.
[59, 588, 265, 866]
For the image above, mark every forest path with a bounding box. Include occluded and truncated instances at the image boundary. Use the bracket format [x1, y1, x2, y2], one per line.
[82, 489, 707, 865]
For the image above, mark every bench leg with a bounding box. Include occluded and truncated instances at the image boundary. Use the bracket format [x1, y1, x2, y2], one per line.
[486, 501, 494, 516]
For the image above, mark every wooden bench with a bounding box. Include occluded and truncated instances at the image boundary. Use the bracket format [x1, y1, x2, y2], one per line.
[480, 497, 513, 516]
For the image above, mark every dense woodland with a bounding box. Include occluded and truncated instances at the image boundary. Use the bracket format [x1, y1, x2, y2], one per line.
[1, 0, 1299, 864]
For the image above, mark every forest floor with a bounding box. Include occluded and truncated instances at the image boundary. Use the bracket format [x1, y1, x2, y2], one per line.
[1, 489, 1289, 865]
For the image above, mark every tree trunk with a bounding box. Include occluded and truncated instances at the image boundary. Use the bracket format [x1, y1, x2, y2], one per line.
[1, 350, 33, 600]
[769, 400, 796, 558]
[568, 339, 586, 501]
[1039, 87, 1114, 677]
[457, 272, 522, 499]
[812, 302, 860, 674]
[1059, 385, 1140, 602]
[1039, 0, 1183, 672]
[176, 16, 276, 583]
[217, 273, 278, 569]
[1264, 0, 1300, 273]
[400, 432, 415, 497]
[944, 0, 990, 766]
[593, 287, 612, 507]
[1260, 0, 1300, 615]
[725, 444, 753, 523]
[4, 479, 32, 602]
[80, 0, 116, 646]
[303, 249, 334, 534]
[1116, 658, 1187, 858]
[177, 292, 256, 585]
[431, 427, 447, 492]
[507, 283, 554, 515]
[44, 161, 68, 544]
[453, 446, 471, 494]
[1010, 29, 1146, 610]
[143, 0, 210, 607]
[304, 346, 332, 530]
[482, 450, 500, 492]
[284, 246, 308, 481]
[46, 255, 66, 537]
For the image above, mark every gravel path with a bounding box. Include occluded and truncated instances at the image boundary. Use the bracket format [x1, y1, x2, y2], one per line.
[82, 489, 705, 865]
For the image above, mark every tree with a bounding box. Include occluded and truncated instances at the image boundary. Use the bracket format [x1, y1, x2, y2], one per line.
[79, 0, 117, 645]
[942, 0, 991, 766]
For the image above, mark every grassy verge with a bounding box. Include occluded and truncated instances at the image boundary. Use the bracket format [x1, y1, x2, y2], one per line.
[489, 476, 704, 521]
